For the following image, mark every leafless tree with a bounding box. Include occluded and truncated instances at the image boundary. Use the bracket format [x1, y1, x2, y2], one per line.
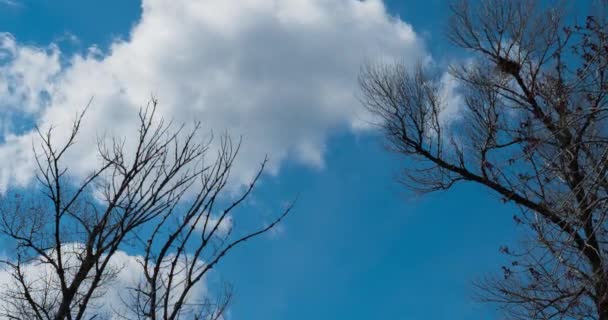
[359, 0, 608, 319]
[0, 98, 293, 320]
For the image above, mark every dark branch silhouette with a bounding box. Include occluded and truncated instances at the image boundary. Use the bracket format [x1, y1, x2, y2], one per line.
[359, 1, 608, 319]
[0, 97, 293, 320]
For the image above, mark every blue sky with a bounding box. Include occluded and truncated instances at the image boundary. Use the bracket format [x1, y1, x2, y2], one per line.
[0, 0, 537, 319]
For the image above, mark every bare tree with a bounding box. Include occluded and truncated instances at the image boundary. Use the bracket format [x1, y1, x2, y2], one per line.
[359, 0, 608, 319]
[0, 98, 293, 320]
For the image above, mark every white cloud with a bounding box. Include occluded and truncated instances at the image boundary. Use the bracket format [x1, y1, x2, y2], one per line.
[0, 0, 19, 7]
[194, 213, 233, 236]
[0, 34, 60, 119]
[438, 72, 463, 126]
[0, 244, 211, 319]
[0, 0, 427, 192]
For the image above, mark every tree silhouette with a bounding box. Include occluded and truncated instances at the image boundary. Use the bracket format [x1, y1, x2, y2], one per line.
[359, 1, 608, 319]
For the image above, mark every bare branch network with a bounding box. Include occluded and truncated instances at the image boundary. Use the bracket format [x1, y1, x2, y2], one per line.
[0, 98, 293, 320]
[359, 0, 608, 319]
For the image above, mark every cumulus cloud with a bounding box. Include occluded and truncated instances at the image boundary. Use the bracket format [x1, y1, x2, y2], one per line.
[0, 35, 60, 130]
[0, 0, 428, 192]
[0, 244, 211, 319]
